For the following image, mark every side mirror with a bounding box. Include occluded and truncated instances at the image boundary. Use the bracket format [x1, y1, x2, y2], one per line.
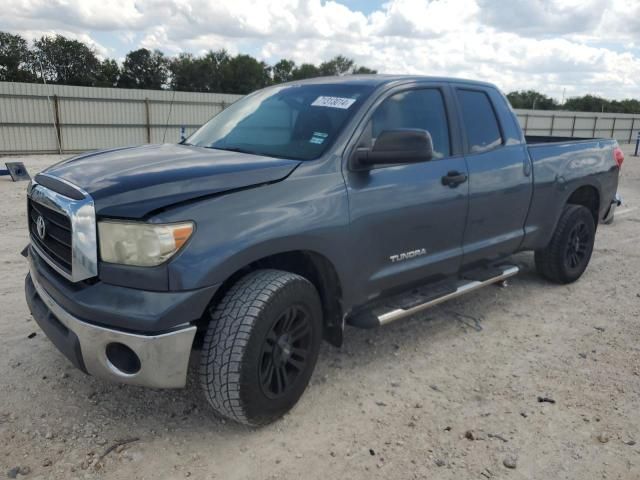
[352, 129, 434, 168]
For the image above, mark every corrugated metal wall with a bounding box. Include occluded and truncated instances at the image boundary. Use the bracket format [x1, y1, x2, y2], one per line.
[514, 109, 640, 143]
[1, 81, 639, 154]
[0, 82, 242, 154]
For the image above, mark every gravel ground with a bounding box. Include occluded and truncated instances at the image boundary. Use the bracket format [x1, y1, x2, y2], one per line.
[1, 145, 639, 480]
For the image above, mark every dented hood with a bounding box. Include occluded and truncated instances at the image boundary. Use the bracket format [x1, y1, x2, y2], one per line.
[41, 144, 300, 218]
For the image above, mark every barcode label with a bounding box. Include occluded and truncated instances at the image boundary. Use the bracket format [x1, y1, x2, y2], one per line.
[311, 96, 356, 109]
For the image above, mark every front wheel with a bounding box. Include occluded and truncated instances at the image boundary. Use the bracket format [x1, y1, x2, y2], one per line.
[199, 269, 323, 426]
[534, 204, 596, 284]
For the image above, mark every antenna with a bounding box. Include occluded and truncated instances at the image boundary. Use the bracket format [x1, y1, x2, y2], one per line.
[38, 56, 62, 154]
[162, 88, 176, 143]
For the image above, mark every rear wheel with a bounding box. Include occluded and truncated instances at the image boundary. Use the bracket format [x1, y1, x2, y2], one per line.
[199, 269, 322, 426]
[534, 205, 595, 284]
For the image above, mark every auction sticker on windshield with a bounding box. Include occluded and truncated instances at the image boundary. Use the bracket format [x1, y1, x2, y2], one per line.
[311, 96, 357, 109]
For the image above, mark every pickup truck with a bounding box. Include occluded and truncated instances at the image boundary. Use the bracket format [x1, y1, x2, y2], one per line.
[24, 75, 624, 426]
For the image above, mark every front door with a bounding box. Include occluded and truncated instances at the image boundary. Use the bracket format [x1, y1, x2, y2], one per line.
[345, 86, 469, 305]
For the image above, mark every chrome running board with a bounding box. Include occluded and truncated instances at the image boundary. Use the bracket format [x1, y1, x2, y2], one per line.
[349, 265, 519, 328]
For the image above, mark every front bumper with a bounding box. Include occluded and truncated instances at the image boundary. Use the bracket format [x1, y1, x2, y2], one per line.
[25, 270, 196, 389]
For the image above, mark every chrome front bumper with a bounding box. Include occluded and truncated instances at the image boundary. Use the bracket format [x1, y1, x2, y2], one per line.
[28, 267, 196, 389]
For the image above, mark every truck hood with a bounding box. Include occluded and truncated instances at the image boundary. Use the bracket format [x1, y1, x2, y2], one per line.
[41, 144, 301, 218]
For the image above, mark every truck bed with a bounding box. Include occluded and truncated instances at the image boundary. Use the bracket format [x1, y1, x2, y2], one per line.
[525, 135, 605, 145]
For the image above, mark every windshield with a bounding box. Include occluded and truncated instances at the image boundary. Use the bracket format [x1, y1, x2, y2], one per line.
[185, 83, 375, 160]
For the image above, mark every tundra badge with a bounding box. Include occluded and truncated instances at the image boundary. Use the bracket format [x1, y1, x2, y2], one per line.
[390, 248, 427, 263]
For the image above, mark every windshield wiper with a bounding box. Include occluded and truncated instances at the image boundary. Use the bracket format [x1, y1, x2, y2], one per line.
[203, 145, 299, 161]
[206, 146, 257, 155]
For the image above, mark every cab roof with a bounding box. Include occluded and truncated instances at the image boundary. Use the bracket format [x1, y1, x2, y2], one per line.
[283, 74, 497, 90]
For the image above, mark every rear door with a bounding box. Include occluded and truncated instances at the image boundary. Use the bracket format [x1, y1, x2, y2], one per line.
[453, 86, 533, 265]
[345, 84, 469, 304]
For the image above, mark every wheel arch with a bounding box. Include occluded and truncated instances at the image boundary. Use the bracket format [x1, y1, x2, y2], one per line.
[200, 249, 345, 347]
[566, 184, 600, 226]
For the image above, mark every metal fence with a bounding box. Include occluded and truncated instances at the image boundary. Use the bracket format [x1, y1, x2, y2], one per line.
[1, 81, 639, 154]
[0, 82, 242, 154]
[514, 109, 640, 144]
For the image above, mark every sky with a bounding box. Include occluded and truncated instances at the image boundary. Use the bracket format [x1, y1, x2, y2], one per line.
[1, 0, 639, 100]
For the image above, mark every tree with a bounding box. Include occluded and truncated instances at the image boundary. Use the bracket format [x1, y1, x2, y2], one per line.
[291, 63, 320, 80]
[32, 34, 99, 85]
[118, 48, 168, 89]
[0, 32, 35, 82]
[169, 50, 231, 92]
[221, 54, 271, 94]
[272, 59, 296, 84]
[319, 55, 354, 76]
[169, 53, 204, 91]
[202, 50, 231, 92]
[507, 90, 558, 110]
[95, 59, 120, 87]
[609, 99, 640, 114]
[563, 94, 609, 113]
[353, 66, 377, 74]
[0, 33, 380, 94]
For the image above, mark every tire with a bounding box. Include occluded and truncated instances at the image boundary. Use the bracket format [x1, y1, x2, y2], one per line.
[534, 204, 596, 284]
[199, 269, 323, 426]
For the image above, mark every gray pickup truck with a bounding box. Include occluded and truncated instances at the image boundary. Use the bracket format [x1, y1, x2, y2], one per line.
[24, 75, 623, 426]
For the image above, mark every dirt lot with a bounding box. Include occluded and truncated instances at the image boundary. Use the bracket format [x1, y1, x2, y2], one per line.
[1, 145, 639, 480]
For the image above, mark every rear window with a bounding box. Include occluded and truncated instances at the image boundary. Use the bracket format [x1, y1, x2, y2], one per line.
[457, 89, 503, 153]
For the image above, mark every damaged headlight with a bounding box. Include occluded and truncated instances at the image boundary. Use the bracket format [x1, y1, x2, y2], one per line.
[98, 221, 194, 267]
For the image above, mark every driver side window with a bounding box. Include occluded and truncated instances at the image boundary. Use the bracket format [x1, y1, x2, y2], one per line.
[362, 88, 451, 159]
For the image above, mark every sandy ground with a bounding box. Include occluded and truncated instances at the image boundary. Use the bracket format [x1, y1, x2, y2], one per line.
[1, 145, 639, 480]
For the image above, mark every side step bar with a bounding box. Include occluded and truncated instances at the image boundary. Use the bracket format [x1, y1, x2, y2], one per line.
[349, 265, 519, 328]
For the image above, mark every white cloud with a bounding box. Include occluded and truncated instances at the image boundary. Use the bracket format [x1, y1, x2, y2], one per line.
[1, 0, 639, 99]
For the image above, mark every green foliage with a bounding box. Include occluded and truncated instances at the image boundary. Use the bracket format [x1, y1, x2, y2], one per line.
[507, 90, 640, 114]
[32, 35, 100, 85]
[353, 66, 377, 74]
[562, 94, 640, 113]
[319, 55, 354, 76]
[119, 48, 169, 89]
[272, 59, 296, 83]
[221, 55, 271, 94]
[608, 99, 640, 114]
[563, 94, 608, 112]
[0, 30, 375, 93]
[0, 31, 378, 93]
[290, 63, 321, 80]
[0, 32, 34, 82]
[507, 90, 558, 110]
[95, 59, 120, 87]
[170, 50, 227, 92]
[5, 30, 640, 113]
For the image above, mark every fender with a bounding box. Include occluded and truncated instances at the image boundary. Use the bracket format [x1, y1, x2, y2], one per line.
[154, 167, 358, 307]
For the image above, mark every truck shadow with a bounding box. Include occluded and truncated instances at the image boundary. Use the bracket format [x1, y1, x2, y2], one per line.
[60, 252, 556, 436]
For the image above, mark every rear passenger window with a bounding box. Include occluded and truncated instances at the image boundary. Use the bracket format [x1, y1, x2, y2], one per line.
[365, 88, 451, 159]
[457, 90, 503, 153]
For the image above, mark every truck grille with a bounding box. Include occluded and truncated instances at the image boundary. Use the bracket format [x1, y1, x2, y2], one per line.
[28, 198, 73, 274]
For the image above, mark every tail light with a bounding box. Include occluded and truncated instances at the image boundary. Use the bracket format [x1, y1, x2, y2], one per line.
[613, 146, 624, 169]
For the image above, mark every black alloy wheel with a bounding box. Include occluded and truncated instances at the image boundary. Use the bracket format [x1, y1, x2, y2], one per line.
[565, 220, 590, 270]
[259, 305, 313, 399]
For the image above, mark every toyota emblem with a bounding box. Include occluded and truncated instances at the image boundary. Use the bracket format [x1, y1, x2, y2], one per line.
[36, 215, 46, 240]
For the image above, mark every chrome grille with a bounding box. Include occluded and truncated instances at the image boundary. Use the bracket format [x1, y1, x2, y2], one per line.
[28, 198, 73, 273]
[27, 176, 98, 282]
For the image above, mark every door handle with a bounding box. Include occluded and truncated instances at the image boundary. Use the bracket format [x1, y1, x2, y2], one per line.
[441, 171, 468, 187]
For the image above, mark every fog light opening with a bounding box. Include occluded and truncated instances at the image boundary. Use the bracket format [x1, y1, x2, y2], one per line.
[105, 342, 141, 375]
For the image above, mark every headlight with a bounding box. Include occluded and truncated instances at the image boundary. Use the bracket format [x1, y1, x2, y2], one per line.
[98, 221, 194, 267]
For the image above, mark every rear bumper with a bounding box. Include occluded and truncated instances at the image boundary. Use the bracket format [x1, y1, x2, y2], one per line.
[603, 192, 622, 224]
[25, 264, 198, 389]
